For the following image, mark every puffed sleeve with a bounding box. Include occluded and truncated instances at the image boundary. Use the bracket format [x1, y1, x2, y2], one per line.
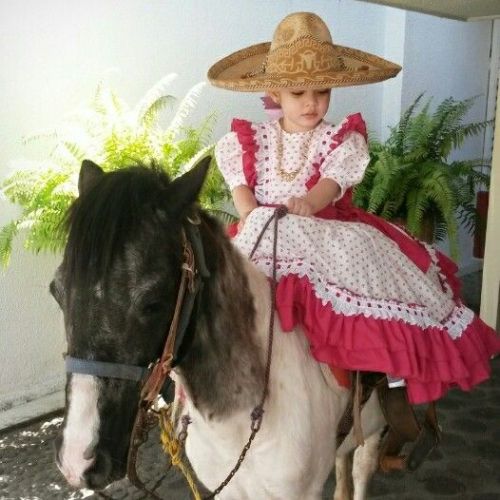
[320, 131, 370, 200]
[214, 132, 248, 191]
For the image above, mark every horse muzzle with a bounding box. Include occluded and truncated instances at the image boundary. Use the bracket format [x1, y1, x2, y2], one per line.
[55, 433, 121, 490]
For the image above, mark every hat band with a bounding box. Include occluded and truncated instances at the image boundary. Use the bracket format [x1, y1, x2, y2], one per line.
[263, 37, 345, 77]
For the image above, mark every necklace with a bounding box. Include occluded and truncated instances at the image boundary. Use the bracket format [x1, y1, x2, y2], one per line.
[275, 122, 315, 182]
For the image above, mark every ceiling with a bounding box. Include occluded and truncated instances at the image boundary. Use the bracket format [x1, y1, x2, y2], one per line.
[356, 0, 500, 21]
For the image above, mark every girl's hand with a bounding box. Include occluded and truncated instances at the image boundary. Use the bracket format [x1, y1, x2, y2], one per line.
[286, 196, 314, 217]
[237, 208, 255, 231]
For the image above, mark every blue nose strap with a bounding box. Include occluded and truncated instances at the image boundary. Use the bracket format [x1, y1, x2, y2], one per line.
[65, 356, 148, 382]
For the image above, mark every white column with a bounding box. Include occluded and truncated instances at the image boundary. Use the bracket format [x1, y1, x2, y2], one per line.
[480, 78, 500, 331]
[380, 7, 406, 140]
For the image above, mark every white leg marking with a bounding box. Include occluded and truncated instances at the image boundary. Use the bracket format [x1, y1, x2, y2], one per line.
[58, 374, 100, 487]
[352, 432, 382, 500]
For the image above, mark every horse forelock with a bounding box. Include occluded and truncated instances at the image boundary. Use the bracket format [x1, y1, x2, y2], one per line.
[63, 164, 172, 286]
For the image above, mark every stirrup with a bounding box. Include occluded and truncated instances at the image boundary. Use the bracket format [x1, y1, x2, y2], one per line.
[406, 409, 442, 471]
[376, 382, 441, 473]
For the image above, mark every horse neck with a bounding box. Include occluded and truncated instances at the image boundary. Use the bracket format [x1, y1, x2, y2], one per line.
[176, 224, 268, 420]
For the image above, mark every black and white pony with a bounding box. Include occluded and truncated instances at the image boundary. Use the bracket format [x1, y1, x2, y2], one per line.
[52, 158, 386, 499]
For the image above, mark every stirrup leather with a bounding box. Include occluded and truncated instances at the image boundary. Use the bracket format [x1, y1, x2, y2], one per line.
[377, 382, 441, 472]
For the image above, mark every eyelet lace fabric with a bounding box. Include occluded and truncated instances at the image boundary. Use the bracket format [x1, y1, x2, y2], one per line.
[215, 113, 500, 404]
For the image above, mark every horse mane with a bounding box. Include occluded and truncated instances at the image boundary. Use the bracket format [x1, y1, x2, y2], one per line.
[64, 163, 172, 285]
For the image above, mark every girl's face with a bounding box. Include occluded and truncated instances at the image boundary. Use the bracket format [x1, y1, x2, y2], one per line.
[269, 88, 331, 133]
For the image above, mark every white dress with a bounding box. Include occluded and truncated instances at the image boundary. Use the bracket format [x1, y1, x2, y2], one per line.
[215, 113, 500, 404]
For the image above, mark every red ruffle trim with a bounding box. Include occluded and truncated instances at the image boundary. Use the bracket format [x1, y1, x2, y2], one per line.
[334, 112, 368, 142]
[306, 113, 368, 192]
[276, 274, 500, 404]
[435, 250, 461, 299]
[231, 118, 258, 189]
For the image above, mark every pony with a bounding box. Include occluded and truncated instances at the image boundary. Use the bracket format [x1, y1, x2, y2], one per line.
[52, 158, 386, 499]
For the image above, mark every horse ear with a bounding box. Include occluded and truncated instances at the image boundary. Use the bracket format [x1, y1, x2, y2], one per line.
[79, 159, 104, 196]
[169, 156, 211, 214]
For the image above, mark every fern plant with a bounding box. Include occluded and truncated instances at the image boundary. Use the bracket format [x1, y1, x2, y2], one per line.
[0, 74, 234, 266]
[354, 94, 491, 259]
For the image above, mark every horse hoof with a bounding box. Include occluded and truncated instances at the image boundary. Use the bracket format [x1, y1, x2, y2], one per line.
[379, 455, 406, 472]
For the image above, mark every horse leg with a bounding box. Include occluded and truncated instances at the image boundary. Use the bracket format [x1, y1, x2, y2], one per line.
[333, 450, 354, 500]
[351, 431, 382, 500]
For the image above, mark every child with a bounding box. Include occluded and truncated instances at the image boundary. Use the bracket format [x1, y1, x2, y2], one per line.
[208, 12, 500, 406]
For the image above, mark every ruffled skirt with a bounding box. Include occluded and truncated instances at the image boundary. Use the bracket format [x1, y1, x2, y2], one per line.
[234, 207, 500, 404]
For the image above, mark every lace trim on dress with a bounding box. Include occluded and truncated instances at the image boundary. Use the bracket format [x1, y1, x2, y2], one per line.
[251, 252, 473, 338]
[422, 242, 473, 338]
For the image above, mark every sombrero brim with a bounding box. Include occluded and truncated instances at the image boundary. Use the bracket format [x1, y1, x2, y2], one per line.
[208, 41, 402, 92]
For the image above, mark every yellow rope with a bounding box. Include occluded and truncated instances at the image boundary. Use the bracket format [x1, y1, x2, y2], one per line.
[158, 407, 203, 500]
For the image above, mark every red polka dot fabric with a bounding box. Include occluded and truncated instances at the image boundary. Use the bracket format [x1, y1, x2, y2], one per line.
[215, 116, 500, 404]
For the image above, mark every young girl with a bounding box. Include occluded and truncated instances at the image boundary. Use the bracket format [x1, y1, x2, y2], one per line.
[208, 12, 500, 406]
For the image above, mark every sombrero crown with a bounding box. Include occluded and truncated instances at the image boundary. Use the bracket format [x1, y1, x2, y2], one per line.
[208, 12, 401, 92]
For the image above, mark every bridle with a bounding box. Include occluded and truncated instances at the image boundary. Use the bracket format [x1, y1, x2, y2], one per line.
[63, 207, 287, 499]
[64, 216, 210, 498]
[65, 217, 209, 382]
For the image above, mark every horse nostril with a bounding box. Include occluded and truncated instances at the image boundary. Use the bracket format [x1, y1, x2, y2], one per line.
[53, 433, 63, 468]
[82, 450, 113, 490]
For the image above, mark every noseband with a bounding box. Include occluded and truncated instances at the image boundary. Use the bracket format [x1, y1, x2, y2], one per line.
[65, 218, 209, 392]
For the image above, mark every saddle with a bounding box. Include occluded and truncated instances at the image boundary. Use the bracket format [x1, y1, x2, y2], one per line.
[336, 372, 442, 472]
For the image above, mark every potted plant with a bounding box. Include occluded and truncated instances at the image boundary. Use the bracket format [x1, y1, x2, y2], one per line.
[353, 94, 491, 259]
[0, 74, 233, 266]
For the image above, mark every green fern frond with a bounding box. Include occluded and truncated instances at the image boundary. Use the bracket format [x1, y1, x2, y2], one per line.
[389, 93, 425, 155]
[93, 84, 128, 117]
[134, 73, 177, 126]
[196, 113, 218, 147]
[166, 82, 206, 137]
[403, 103, 432, 158]
[433, 216, 448, 243]
[141, 95, 176, 128]
[457, 204, 479, 235]
[22, 129, 58, 145]
[380, 167, 418, 218]
[23, 205, 68, 254]
[208, 209, 238, 226]
[0, 221, 19, 267]
[61, 141, 87, 163]
[200, 155, 231, 209]
[404, 187, 430, 238]
[0, 76, 220, 266]
[110, 90, 128, 115]
[449, 120, 492, 151]
[366, 153, 406, 213]
[431, 96, 476, 157]
[360, 93, 490, 261]
[2, 169, 40, 206]
[180, 143, 214, 173]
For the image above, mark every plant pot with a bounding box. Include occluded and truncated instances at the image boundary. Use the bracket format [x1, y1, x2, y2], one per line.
[473, 190, 489, 259]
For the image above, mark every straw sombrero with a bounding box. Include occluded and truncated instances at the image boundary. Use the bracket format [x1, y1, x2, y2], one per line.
[207, 12, 401, 92]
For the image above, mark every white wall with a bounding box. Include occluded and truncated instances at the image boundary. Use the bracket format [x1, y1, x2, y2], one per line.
[0, 0, 493, 414]
[0, 0, 389, 413]
[400, 12, 493, 271]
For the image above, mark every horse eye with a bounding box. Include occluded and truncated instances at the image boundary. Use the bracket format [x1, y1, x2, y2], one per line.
[142, 302, 163, 316]
[49, 279, 64, 306]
